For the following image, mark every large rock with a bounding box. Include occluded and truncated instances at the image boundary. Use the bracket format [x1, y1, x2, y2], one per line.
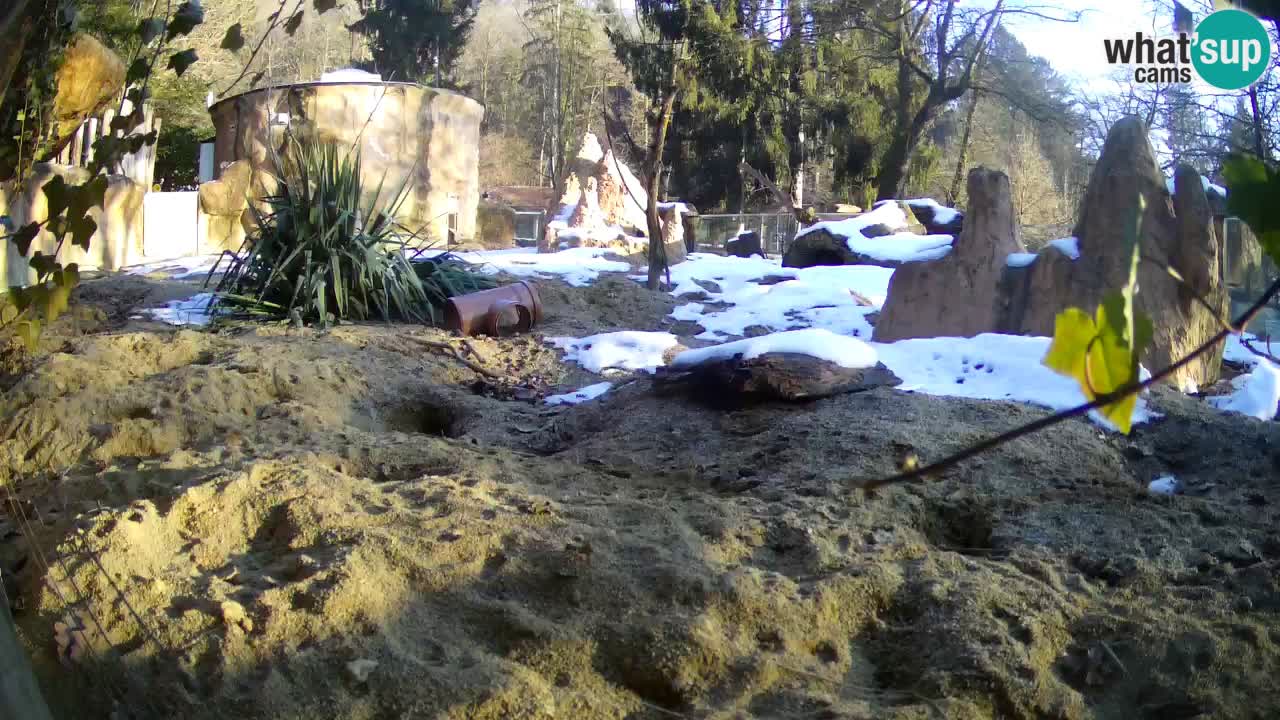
[726, 231, 763, 258]
[873, 169, 1024, 342]
[52, 34, 126, 146]
[655, 352, 901, 405]
[998, 117, 1228, 389]
[906, 199, 965, 236]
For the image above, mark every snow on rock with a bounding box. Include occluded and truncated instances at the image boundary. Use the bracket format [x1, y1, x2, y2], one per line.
[905, 197, 960, 225]
[545, 381, 613, 406]
[1006, 252, 1038, 268]
[672, 328, 879, 370]
[871, 333, 1153, 430]
[1165, 174, 1227, 198]
[549, 331, 679, 374]
[468, 247, 631, 287]
[657, 254, 892, 340]
[1047, 236, 1081, 260]
[319, 68, 383, 83]
[137, 293, 215, 326]
[795, 201, 954, 264]
[1210, 335, 1280, 420]
[1148, 475, 1180, 495]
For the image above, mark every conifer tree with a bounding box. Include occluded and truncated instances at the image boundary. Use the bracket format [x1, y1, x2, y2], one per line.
[353, 0, 478, 87]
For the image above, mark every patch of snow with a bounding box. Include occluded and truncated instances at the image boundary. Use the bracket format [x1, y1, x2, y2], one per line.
[1210, 357, 1280, 420]
[1047, 236, 1081, 260]
[319, 68, 382, 83]
[138, 293, 214, 326]
[871, 333, 1153, 431]
[655, 254, 891, 341]
[126, 254, 230, 281]
[1006, 252, 1038, 268]
[545, 381, 613, 406]
[1165, 174, 1227, 197]
[846, 232, 954, 263]
[1148, 475, 1180, 495]
[466, 247, 631, 287]
[671, 328, 879, 370]
[796, 201, 909, 240]
[549, 331, 679, 374]
[904, 198, 960, 224]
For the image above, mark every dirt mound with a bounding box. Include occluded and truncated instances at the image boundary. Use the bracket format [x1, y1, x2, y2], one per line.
[3, 277, 1280, 720]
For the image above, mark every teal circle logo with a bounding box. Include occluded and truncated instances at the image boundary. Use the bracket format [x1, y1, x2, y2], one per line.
[1192, 9, 1272, 90]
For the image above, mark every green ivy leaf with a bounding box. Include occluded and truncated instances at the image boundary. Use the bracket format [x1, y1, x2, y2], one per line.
[126, 58, 151, 85]
[42, 175, 71, 218]
[167, 0, 205, 40]
[11, 222, 40, 256]
[28, 251, 58, 278]
[138, 17, 165, 44]
[314, 0, 337, 12]
[1222, 154, 1280, 266]
[221, 23, 245, 51]
[167, 49, 199, 77]
[284, 10, 304, 35]
[69, 215, 97, 251]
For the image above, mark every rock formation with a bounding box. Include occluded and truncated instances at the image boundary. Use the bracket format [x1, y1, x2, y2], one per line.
[726, 231, 763, 258]
[872, 116, 1227, 389]
[997, 117, 1228, 389]
[783, 201, 945, 269]
[873, 169, 1024, 342]
[540, 133, 689, 263]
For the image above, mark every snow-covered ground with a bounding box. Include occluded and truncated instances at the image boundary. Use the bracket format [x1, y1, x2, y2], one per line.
[126, 247, 1277, 425]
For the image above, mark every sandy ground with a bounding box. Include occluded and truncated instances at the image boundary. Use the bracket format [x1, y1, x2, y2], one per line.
[2, 271, 1279, 720]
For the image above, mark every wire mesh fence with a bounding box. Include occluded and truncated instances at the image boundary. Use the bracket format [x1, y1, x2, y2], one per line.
[692, 213, 800, 257]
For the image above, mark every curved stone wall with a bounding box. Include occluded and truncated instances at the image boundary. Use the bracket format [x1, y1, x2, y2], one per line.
[208, 82, 484, 245]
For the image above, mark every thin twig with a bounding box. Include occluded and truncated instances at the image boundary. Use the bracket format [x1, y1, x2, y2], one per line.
[860, 276, 1280, 492]
[408, 337, 501, 378]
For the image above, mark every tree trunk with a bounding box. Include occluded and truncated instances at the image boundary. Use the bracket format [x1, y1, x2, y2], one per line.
[646, 89, 678, 290]
[1249, 85, 1267, 158]
[0, 0, 33, 114]
[947, 90, 980, 206]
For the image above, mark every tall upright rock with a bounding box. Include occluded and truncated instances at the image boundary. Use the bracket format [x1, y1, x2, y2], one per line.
[998, 116, 1228, 389]
[873, 169, 1024, 342]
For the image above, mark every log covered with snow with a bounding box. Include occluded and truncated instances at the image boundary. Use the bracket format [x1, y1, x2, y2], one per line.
[782, 201, 952, 269]
[655, 329, 901, 403]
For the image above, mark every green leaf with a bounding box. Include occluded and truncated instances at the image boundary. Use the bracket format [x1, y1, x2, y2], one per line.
[126, 58, 151, 85]
[167, 49, 199, 77]
[138, 17, 165, 43]
[1222, 154, 1280, 266]
[167, 0, 205, 39]
[70, 215, 97, 250]
[1042, 295, 1153, 434]
[42, 175, 70, 218]
[28, 251, 58, 278]
[11, 222, 40, 256]
[314, 0, 337, 12]
[284, 10, 305, 35]
[221, 23, 245, 51]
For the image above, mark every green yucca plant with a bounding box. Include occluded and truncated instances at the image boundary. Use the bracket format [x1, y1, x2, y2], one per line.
[209, 138, 494, 327]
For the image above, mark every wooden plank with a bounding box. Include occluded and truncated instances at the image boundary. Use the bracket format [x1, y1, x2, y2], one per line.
[0, 610, 54, 720]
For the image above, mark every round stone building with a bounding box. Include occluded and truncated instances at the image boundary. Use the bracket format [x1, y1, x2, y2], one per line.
[207, 75, 485, 246]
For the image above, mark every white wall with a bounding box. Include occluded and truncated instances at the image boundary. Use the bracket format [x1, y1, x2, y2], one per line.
[143, 191, 199, 260]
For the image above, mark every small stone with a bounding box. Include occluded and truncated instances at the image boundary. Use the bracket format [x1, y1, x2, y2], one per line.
[219, 600, 253, 633]
[346, 658, 378, 684]
[1235, 596, 1255, 613]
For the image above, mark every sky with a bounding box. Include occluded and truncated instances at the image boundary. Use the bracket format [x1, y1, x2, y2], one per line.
[1001, 1, 1169, 87]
